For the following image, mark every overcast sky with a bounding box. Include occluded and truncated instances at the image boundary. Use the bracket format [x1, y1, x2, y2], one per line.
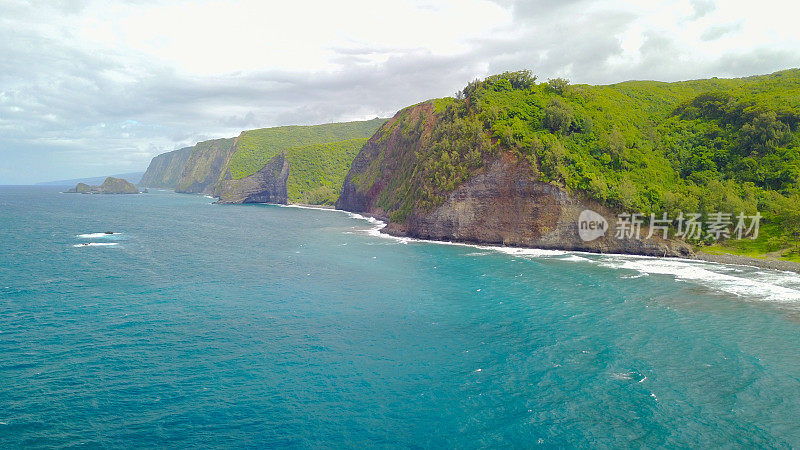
[1, 0, 799, 184]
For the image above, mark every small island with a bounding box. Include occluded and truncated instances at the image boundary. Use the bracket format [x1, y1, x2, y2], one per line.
[66, 177, 139, 194]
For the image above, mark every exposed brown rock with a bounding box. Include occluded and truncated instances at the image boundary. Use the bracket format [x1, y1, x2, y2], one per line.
[175, 138, 236, 195]
[216, 153, 289, 204]
[391, 154, 692, 257]
[337, 103, 693, 258]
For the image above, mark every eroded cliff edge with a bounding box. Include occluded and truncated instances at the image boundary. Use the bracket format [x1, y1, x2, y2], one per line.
[175, 138, 236, 195]
[140, 119, 385, 204]
[337, 102, 693, 257]
[140, 146, 194, 189]
[217, 154, 289, 204]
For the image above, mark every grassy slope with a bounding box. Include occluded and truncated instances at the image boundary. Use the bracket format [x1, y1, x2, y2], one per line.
[227, 118, 385, 180]
[702, 222, 800, 263]
[355, 70, 800, 260]
[285, 138, 367, 205]
[175, 138, 234, 192]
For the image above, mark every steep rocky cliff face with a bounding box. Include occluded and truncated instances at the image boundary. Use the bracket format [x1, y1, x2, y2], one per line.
[217, 154, 289, 204]
[337, 104, 693, 257]
[393, 154, 691, 256]
[141, 119, 384, 203]
[175, 138, 236, 194]
[140, 146, 194, 188]
[141, 138, 235, 193]
[337, 103, 438, 218]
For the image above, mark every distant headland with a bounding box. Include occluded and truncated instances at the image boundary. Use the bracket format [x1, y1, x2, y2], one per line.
[65, 177, 139, 194]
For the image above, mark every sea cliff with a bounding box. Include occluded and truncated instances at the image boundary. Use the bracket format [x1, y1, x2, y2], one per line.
[337, 70, 800, 263]
[175, 138, 237, 195]
[337, 104, 691, 257]
[217, 154, 289, 204]
[140, 119, 385, 205]
[139, 146, 194, 189]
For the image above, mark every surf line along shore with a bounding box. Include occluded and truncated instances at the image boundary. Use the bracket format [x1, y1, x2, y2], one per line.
[276, 203, 800, 276]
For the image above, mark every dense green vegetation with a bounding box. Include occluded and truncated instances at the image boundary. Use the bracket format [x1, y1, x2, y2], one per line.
[366, 69, 800, 259]
[285, 138, 367, 205]
[175, 138, 234, 192]
[228, 118, 385, 179]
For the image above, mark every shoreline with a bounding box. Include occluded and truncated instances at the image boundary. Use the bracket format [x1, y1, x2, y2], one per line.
[174, 190, 800, 276]
[693, 252, 800, 275]
[361, 213, 800, 275]
[287, 203, 800, 275]
[290, 203, 335, 210]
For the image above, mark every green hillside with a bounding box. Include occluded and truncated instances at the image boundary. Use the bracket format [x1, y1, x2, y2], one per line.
[228, 118, 385, 180]
[358, 69, 800, 260]
[285, 138, 367, 205]
[175, 137, 234, 193]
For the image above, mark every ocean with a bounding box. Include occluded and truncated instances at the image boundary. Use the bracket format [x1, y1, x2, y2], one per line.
[2, 186, 800, 448]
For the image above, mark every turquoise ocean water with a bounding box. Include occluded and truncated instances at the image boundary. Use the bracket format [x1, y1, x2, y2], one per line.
[2, 186, 800, 448]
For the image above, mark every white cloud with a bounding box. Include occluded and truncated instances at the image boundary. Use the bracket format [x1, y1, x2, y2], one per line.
[0, 0, 798, 183]
[71, 0, 511, 74]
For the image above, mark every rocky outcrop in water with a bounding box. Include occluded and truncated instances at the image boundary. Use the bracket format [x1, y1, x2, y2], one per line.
[66, 177, 139, 194]
[216, 154, 289, 204]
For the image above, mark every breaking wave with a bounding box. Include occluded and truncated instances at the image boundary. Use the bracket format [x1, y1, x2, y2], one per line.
[73, 242, 119, 247]
[77, 232, 120, 239]
[341, 211, 800, 305]
[597, 256, 800, 303]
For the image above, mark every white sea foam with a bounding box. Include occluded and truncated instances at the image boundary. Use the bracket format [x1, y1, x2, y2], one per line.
[465, 251, 492, 257]
[77, 232, 120, 239]
[621, 273, 649, 279]
[348, 214, 800, 304]
[598, 255, 800, 303]
[343, 212, 405, 242]
[344, 211, 384, 226]
[73, 242, 119, 247]
[488, 246, 566, 257]
[281, 204, 336, 212]
[746, 269, 800, 291]
[612, 370, 647, 383]
[290, 204, 800, 305]
[559, 254, 591, 262]
[344, 212, 574, 257]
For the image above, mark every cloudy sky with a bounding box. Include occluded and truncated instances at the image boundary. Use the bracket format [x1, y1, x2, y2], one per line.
[1, 0, 798, 184]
